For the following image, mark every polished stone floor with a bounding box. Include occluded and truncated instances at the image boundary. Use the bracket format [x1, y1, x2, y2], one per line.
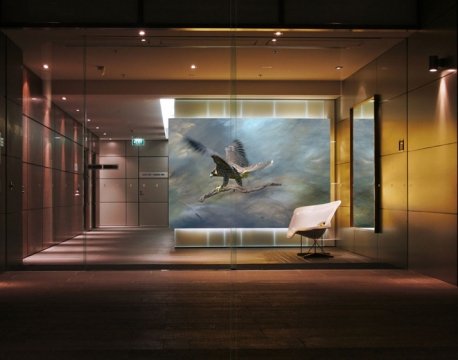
[23, 228, 384, 269]
[1, 269, 457, 359]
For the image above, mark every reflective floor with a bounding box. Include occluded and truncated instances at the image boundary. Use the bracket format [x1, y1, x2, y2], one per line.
[23, 228, 383, 269]
[1, 269, 457, 359]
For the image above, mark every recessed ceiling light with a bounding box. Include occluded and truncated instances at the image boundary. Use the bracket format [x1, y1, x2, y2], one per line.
[76, 109, 80, 112]
[335, 65, 343, 70]
[190, 64, 197, 70]
[139, 30, 145, 36]
[43, 64, 49, 70]
[274, 31, 283, 36]
[96, 126, 100, 129]
[62, 96, 67, 101]
[141, 38, 146, 42]
[271, 38, 277, 42]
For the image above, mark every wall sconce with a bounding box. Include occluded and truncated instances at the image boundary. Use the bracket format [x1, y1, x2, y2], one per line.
[428, 55, 448, 72]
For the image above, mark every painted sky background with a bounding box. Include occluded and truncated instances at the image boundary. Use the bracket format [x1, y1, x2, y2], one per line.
[169, 118, 330, 228]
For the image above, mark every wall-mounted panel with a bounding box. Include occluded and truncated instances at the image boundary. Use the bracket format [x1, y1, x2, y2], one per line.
[336, 163, 350, 207]
[139, 179, 168, 203]
[139, 140, 168, 157]
[6, 37, 22, 106]
[408, 144, 457, 214]
[380, 95, 407, 156]
[139, 203, 168, 226]
[379, 209, 407, 268]
[353, 228, 378, 259]
[99, 203, 126, 226]
[99, 140, 126, 157]
[377, 41, 407, 101]
[98, 156, 126, 179]
[27, 118, 43, 166]
[125, 157, 138, 178]
[409, 211, 457, 285]
[381, 152, 407, 210]
[99, 179, 126, 203]
[139, 157, 168, 173]
[126, 203, 138, 226]
[6, 156, 22, 214]
[27, 209, 43, 255]
[336, 118, 350, 164]
[27, 164, 43, 210]
[126, 180, 139, 203]
[408, 74, 457, 151]
[6, 100, 22, 159]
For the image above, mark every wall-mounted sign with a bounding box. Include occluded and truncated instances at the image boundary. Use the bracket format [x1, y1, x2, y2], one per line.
[140, 171, 168, 178]
[132, 137, 145, 146]
[88, 164, 119, 170]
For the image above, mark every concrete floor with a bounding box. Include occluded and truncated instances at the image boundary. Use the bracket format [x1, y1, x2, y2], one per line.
[1, 269, 457, 359]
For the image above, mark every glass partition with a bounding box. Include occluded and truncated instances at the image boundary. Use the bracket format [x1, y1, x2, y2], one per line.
[2, 28, 87, 266]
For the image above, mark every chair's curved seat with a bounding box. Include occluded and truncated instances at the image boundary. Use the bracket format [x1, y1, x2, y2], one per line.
[287, 200, 341, 258]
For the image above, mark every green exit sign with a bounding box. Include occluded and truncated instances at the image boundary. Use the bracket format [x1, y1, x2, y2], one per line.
[131, 138, 145, 146]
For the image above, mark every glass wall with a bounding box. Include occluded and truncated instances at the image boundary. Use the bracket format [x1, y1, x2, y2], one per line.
[1, 26, 408, 269]
[2, 29, 87, 266]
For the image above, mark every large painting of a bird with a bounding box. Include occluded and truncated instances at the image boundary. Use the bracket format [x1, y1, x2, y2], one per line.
[185, 137, 273, 190]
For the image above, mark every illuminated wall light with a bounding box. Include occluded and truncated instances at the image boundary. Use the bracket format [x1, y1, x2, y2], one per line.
[139, 30, 146, 36]
[42, 64, 49, 70]
[96, 126, 100, 129]
[335, 65, 343, 70]
[103, 132, 107, 136]
[160, 98, 175, 139]
[274, 31, 283, 36]
[62, 96, 67, 101]
[141, 38, 146, 42]
[190, 64, 197, 70]
[428, 55, 450, 73]
[271, 38, 277, 42]
[76, 109, 80, 112]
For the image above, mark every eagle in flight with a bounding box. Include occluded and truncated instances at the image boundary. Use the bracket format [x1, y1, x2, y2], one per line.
[185, 137, 273, 190]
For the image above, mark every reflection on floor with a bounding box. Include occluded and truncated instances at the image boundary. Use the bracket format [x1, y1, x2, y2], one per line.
[24, 227, 388, 268]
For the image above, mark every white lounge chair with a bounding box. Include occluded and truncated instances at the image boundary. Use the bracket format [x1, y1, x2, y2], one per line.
[287, 200, 341, 258]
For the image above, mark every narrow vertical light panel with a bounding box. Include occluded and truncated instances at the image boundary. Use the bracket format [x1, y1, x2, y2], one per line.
[160, 98, 175, 139]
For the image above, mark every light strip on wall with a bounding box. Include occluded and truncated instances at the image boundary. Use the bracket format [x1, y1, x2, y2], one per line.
[160, 98, 175, 139]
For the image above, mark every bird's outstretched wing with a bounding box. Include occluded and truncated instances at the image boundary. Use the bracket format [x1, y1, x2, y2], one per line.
[225, 140, 249, 167]
[184, 136, 219, 157]
[238, 160, 273, 174]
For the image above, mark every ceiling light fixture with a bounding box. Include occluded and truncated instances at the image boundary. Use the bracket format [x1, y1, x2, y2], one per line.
[139, 30, 145, 36]
[190, 64, 197, 70]
[141, 38, 146, 42]
[87, 118, 91, 122]
[96, 126, 100, 130]
[62, 96, 67, 101]
[43, 64, 49, 70]
[274, 31, 283, 36]
[103, 132, 107, 136]
[76, 109, 80, 112]
[271, 38, 277, 42]
[335, 65, 343, 70]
